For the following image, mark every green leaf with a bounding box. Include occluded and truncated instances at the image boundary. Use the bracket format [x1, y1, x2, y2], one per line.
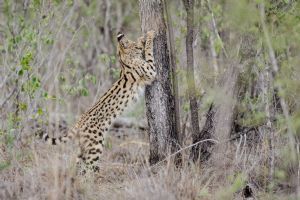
[79, 79, 84, 86]
[43, 92, 48, 98]
[80, 88, 89, 96]
[18, 69, 24, 76]
[37, 108, 43, 115]
[19, 103, 27, 111]
[90, 76, 96, 84]
[214, 38, 223, 55]
[110, 55, 116, 64]
[20, 52, 33, 71]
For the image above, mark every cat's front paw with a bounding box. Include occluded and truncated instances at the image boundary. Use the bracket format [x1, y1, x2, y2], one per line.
[147, 30, 156, 39]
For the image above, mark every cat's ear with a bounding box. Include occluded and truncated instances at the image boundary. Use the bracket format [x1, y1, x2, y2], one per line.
[117, 32, 125, 41]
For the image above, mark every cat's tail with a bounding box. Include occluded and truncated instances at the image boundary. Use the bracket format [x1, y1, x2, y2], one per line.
[34, 121, 75, 145]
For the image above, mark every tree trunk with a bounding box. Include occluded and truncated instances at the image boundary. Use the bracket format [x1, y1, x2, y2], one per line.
[182, 0, 201, 160]
[212, 63, 239, 161]
[191, 104, 215, 161]
[139, 0, 178, 165]
[164, 0, 181, 145]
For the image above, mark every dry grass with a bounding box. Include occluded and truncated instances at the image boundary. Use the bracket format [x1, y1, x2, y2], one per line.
[1, 125, 298, 199]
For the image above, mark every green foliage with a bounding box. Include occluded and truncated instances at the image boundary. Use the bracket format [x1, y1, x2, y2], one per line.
[110, 67, 121, 80]
[274, 169, 286, 181]
[61, 73, 96, 97]
[99, 54, 116, 65]
[237, 94, 267, 127]
[21, 76, 41, 97]
[225, 0, 260, 32]
[216, 173, 247, 200]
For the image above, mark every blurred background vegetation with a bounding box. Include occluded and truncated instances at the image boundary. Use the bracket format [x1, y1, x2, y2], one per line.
[0, 0, 299, 199]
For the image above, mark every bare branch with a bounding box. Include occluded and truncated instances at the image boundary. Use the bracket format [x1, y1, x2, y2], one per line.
[206, 0, 228, 58]
[0, 87, 16, 109]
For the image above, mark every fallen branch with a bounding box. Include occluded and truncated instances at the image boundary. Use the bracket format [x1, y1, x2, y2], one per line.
[150, 138, 219, 169]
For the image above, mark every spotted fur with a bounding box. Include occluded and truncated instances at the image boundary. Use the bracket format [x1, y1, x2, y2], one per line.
[40, 30, 156, 168]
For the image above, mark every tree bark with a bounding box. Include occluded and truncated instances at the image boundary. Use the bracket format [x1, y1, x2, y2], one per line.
[139, 0, 178, 165]
[191, 104, 215, 161]
[182, 0, 201, 160]
[164, 0, 181, 145]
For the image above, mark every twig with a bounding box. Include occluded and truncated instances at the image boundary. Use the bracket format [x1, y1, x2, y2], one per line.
[0, 88, 16, 108]
[209, 22, 219, 84]
[206, 0, 228, 58]
[150, 138, 219, 169]
[0, 74, 11, 89]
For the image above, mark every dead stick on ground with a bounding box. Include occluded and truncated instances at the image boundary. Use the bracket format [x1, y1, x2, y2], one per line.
[149, 139, 219, 170]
